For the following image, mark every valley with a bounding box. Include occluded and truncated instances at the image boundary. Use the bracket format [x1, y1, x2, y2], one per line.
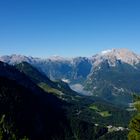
[0, 48, 139, 139]
[1, 48, 140, 106]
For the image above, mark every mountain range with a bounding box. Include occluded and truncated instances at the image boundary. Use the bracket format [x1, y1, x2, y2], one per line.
[1, 48, 140, 106]
[0, 59, 132, 140]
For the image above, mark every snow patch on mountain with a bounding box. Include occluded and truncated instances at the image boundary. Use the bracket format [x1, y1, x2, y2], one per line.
[61, 78, 70, 83]
[101, 49, 112, 54]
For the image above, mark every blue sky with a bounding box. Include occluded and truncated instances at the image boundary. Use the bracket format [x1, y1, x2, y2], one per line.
[0, 0, 140, 58]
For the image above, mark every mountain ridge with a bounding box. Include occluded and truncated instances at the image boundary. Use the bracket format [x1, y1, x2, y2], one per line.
[1, 48, 140, 105]
[1, 48, 140, 68]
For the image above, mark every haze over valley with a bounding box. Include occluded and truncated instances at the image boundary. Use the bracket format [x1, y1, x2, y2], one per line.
[1, 0, 140, 139]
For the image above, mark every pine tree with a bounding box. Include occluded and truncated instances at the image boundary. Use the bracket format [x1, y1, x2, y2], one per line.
[128, 95, 140, 140]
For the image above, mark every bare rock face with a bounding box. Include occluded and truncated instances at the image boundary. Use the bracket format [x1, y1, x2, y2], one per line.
[91, 48, 140, 68]
[85, 49, 140, 106]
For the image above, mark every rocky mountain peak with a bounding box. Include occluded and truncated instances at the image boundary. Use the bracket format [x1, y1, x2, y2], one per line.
[92, 48, 140, 67]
